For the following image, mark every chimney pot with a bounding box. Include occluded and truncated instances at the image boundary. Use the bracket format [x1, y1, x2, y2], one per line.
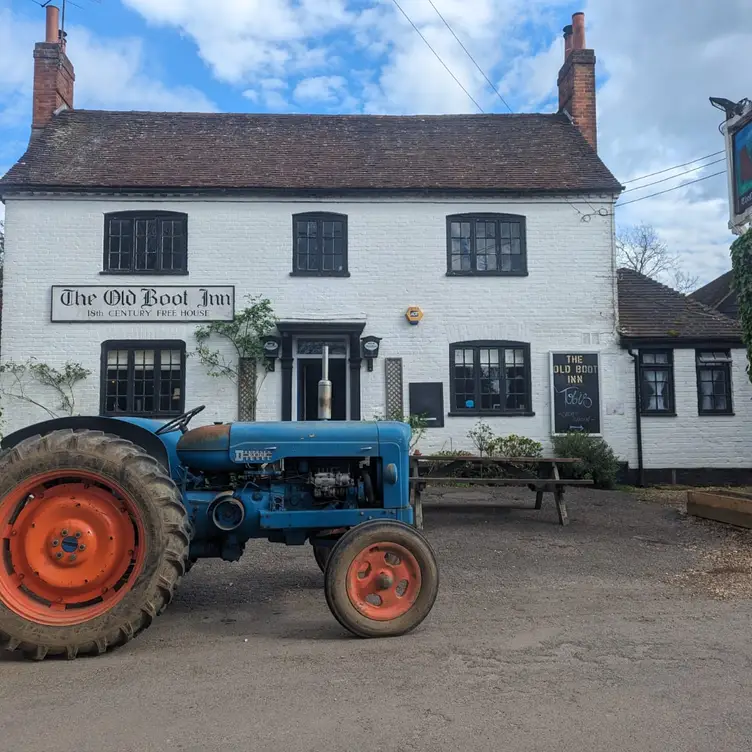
[563, 24, 573, 58]
[45, 5, 60, 44]
[572, 11, 586, 50]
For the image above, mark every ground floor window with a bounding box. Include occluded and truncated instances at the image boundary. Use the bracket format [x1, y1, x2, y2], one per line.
[449, 340, 531, 415]
[696, 350, 733, 414]
[639, 350, 674, 414]
[101, 340, 186, 417]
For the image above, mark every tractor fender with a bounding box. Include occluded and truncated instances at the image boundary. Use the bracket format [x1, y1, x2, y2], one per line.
[0, 416, 172, 475]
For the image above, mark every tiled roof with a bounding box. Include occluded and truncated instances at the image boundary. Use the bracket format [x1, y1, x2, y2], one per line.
[617, 268, 743, 343]
[689, 270, 735, 309]
[0, 110, 622, 194]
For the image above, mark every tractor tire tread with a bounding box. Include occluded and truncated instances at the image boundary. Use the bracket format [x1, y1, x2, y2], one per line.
[0, 429, 190, 661]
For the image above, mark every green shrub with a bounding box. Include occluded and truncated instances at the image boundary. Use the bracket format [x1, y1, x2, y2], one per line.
[490, 434, 543, 459]
[551, 432, 621, 489]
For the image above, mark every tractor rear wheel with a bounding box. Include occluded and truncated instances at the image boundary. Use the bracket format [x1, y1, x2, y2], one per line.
[324, 520, 439, 638]
[0, 429, 191, 660]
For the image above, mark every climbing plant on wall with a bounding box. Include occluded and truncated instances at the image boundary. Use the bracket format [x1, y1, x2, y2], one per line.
[729, 227, 752, 384]
[0, 358, 91, 419]
[193, 294, 277, 420]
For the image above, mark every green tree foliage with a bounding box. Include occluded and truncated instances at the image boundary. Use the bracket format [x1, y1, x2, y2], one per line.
[730, 227, 752, 384]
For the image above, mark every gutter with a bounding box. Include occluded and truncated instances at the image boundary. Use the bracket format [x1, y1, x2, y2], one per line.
[627, 349, 645, 487]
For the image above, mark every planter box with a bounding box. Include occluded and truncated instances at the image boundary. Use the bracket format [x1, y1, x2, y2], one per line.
[687, 490, 752, 529]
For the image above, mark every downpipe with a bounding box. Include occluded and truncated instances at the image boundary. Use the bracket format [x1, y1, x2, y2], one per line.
[627, 349, 645, 487]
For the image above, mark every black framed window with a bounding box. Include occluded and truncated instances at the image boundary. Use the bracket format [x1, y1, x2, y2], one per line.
[292, 212, 348, 276]
[104, 211, 188, 274]
[101, 341, 186, 417]
[446, 214, 527, 276]
[449, 340, 532, 415]
[639, 350, 674, 414]
[696, 350, 733, 415]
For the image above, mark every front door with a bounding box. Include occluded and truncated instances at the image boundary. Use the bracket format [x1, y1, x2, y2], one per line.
[295, 337, 348, 421]
[297, 359, 347, 420]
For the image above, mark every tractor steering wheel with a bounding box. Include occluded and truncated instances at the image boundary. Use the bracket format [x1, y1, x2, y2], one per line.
[155, 405, 207, 435]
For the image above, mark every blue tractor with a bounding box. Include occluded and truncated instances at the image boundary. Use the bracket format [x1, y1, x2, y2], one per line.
[0, 406, 439, 660]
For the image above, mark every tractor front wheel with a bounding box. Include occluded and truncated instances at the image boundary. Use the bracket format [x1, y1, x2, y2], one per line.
[324, 520, 439, 638]
[0, 429, 191, 660]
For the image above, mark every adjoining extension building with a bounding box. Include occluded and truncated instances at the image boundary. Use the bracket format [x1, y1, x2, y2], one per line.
[1, 7, 749, 484]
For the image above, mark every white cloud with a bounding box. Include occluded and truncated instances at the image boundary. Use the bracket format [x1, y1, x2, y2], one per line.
[0, 7, 215, 129]
[293, 75, 347, 103]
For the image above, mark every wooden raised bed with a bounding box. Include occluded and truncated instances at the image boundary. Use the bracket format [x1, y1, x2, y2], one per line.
[687, 489, 752, 529]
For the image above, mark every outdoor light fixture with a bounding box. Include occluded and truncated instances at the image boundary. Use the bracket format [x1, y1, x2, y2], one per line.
[262, 335, 281, 371]
[360, 336, 382, 371]
[710, 96, 752, 121]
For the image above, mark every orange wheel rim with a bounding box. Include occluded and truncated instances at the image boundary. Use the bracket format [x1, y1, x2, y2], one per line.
[346, 541, 422, 621]
[0, 470, 146, 626]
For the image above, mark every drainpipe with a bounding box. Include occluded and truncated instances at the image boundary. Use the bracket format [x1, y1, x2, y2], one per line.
[627, 348, 644, 487]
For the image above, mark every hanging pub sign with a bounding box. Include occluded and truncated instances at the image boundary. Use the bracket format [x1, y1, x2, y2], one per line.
[50, 285, 235, 323]
[550, 352, 602, 435]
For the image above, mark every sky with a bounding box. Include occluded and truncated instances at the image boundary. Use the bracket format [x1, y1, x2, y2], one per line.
[0, 0, 750, 288]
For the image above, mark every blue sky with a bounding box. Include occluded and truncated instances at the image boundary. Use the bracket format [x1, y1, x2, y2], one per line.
[1, 0, 751, 286]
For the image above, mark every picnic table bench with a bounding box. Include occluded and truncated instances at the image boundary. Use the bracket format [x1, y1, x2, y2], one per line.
[408, 455, 593, 528]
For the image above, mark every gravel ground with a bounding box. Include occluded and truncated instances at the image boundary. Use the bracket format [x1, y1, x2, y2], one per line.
[2, 485, 752, 752]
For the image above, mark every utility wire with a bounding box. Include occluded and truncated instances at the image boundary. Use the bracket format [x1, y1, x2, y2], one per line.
[621, 158, 726, 194]
[389, 0, 484, 113]
[622, 150, 725, 185]
[615, 170, 726, 208]
[426, 0, 514, 113]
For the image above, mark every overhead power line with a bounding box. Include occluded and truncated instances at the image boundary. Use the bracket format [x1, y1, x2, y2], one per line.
[621, 157, 726, 193]
[622, 150, 725, 185]
[389, 0, 484, 113]
[615, 170, 727, 208]
[426, 0, 514, 113]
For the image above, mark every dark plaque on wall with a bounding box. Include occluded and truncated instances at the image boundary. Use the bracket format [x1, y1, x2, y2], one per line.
[550, 352, 601, 434]
[409, 382, 445, 428]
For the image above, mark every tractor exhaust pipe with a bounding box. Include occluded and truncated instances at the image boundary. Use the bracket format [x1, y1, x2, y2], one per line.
[318, 344, 332, 420]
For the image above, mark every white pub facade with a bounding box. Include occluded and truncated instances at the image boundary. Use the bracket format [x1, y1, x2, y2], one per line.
[2, 8, 751, 485]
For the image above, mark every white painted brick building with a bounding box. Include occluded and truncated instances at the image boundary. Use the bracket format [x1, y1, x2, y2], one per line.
[1, 8, 750, 484]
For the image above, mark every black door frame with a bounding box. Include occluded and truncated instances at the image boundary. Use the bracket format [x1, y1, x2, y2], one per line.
[277, 321, 366, 421]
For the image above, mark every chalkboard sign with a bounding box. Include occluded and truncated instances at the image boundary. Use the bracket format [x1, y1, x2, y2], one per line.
[550, 352, 601, 435]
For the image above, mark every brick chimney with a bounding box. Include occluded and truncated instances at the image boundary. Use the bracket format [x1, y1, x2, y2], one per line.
[31, 5, 75, 141]
[557, 11, 597, 152]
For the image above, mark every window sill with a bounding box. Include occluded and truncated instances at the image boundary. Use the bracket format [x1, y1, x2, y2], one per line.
[641, 411, 677, 417]
[99, 270, 189, 276]
[290, 271, 351, 278]
[698, 411, 735, 417]
[445, 270, 528, 277]
[448, 411, 535, 418]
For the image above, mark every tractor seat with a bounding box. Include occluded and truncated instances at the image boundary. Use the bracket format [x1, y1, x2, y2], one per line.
[176, 423, 231, 452]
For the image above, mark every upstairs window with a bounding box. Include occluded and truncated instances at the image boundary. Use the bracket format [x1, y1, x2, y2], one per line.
[449, 340, 532, 415]
[446, 214, 527, 276]
[639, 350, 675, 414]
[104, 211, 188, 274]
[292, 212, 348, 276]
[101, 341, 185, 417]
[696, 350, 733, 415]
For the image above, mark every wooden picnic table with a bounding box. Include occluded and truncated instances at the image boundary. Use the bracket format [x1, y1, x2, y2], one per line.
[408, 455, 593, 528]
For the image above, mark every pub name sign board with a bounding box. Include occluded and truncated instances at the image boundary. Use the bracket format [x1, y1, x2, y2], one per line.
[550, 352, 601, 435]
[51, 285, 235, 323]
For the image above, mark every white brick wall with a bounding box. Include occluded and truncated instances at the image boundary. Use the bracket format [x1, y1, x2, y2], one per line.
[1, 193, 747, 471]
[638, 347, 752, 469]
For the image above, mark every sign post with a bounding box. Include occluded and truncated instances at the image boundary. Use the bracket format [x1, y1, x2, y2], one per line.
[549, 351, 602, 435]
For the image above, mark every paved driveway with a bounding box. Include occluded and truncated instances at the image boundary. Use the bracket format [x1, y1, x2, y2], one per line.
[2, 487, 752, 751]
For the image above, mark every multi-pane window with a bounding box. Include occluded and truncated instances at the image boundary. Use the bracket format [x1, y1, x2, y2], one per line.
[447, 214, 527, 275]
[449, 341, 531, 414]
[639, 350, 674, 414]
[101, 341, 185, 417]
[292, 213, 348, 276]
[104, 212, 188, 273]
[696, 350, 733, 414]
